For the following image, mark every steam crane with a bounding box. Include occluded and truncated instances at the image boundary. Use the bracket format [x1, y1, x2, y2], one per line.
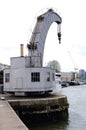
[4, 9, 62, 96]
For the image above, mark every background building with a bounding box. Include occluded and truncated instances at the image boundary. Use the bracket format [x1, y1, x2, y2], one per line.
[0, 63, 9, 93]
[79, 69, 86, 82]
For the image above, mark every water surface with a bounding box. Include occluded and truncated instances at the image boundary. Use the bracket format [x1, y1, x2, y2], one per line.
[30, 85, 86, 130]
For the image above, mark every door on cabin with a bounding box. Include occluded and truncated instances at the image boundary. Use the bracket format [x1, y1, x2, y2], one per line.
[16, 77, 23, 89]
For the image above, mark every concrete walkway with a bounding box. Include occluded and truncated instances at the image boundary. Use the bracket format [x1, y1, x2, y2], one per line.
[0, 100, 29, 130]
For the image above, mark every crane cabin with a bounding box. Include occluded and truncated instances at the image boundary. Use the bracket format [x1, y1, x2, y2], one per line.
[4, 9, 62, 96]
[4, 56, 56, 96]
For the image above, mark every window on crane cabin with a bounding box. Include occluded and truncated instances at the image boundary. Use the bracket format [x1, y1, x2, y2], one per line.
[52, 73, 55, 81]
[5, 73, 10, 83]
[46, 72, 50, 82]
[31, 72, 40, 82]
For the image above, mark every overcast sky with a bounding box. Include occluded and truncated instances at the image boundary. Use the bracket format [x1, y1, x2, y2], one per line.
[0, 0, 86, 72]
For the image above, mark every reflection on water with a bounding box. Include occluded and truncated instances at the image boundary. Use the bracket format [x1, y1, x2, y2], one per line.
[30, 120, 69, 130]
[29, 85, 86, 130]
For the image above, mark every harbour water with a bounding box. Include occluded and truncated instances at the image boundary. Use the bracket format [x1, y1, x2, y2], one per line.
[30, 85, 86, 130]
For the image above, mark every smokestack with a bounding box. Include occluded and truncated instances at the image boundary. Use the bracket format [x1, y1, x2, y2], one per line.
[20, 44, 24, 57]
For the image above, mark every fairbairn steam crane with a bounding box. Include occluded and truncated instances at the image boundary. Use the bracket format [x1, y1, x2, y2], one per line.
[4, 9, 62, 96]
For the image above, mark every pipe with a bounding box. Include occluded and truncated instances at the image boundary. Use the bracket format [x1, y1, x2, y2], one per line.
[20, 44, 24, 57]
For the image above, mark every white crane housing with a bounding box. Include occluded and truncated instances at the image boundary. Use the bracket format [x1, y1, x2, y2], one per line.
[4, 9, 62, 96]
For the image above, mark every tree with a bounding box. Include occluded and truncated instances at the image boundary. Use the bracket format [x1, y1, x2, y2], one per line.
[47, 60, 61, 72]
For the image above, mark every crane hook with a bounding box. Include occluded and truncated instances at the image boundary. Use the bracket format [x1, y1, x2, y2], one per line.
[58, 32, 61, 44]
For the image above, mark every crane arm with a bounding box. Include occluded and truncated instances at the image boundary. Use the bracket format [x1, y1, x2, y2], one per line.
[27, 9, 62, 66]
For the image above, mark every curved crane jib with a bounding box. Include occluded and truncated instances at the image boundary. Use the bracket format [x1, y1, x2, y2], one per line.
[27, 8, 62, 66]
[38, 9, 62, 54]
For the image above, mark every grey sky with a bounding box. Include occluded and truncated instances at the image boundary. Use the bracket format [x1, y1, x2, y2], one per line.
[0, 0, 86, 72]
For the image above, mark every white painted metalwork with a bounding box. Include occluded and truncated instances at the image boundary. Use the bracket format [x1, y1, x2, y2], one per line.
[4, 9, 62, 96]
[27, 8, 62, 67]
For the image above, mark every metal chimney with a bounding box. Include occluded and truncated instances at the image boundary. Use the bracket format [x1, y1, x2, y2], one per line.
[20, 44, 24, 57]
